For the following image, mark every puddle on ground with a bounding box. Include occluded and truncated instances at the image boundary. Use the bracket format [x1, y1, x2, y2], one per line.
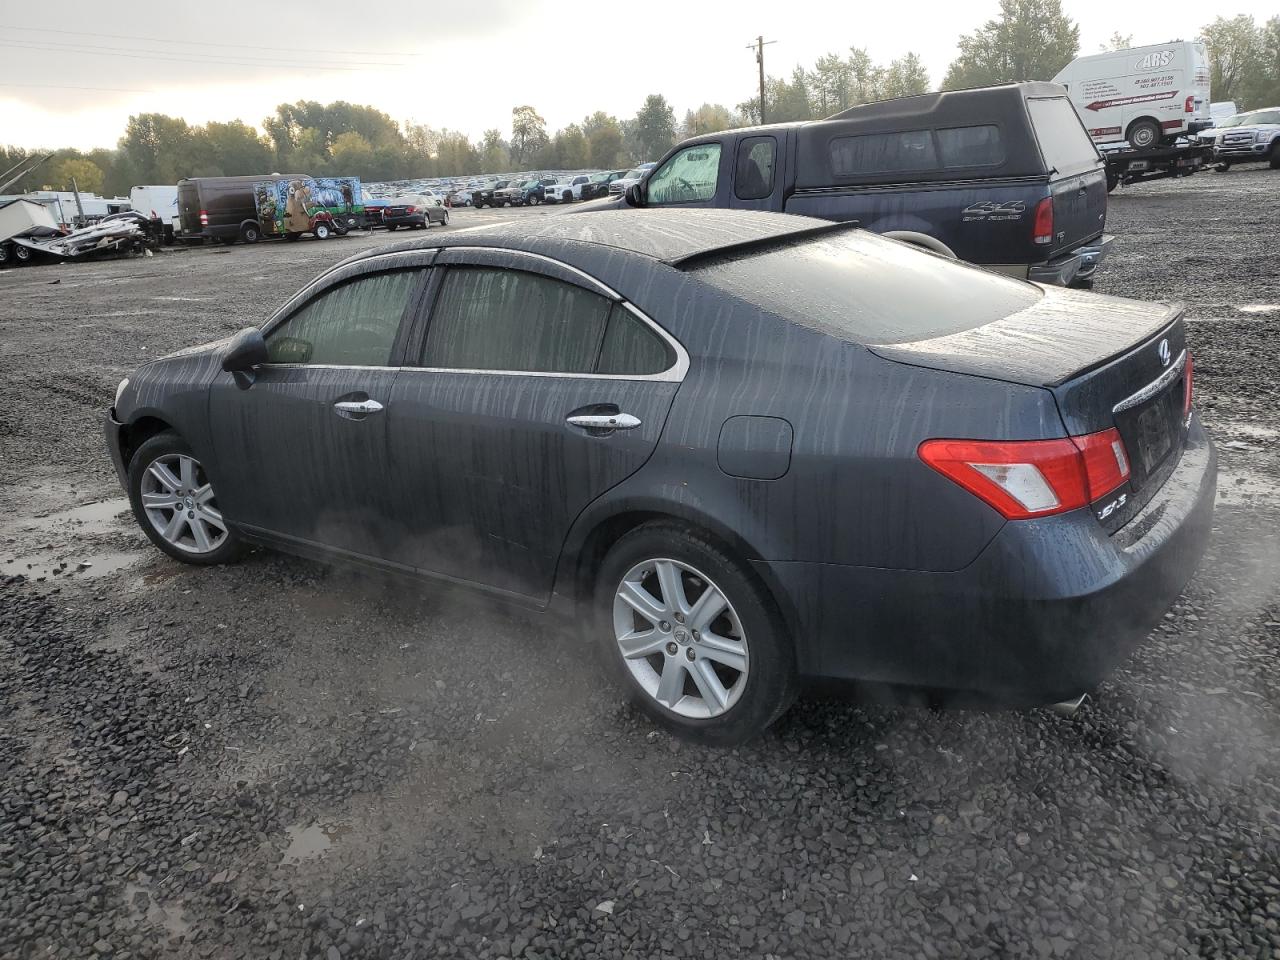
[282, 821, 351, 864]
[1, 497, 131, 536]
[1235, 304, 1280, 314]
[1, 547, 141, 582]
[1216, 470, 1280, 507]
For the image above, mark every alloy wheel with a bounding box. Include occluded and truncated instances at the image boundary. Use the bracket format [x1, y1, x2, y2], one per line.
[139, 453, 229, 554]
[612, 558, 749, 719]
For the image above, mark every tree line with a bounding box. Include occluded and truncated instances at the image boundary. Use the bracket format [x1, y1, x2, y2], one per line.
[4, 2, 1277, 197]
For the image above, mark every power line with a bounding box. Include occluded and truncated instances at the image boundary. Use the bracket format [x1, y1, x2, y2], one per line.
[0, 40, 402, 71]
[0, 35, 400, 68]
[0, 23, 423, 57]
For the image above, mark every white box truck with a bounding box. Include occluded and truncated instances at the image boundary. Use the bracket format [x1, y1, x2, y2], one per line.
[1052, 41, 1211, 150]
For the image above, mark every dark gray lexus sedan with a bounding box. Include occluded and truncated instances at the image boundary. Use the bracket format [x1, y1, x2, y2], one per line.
[105, 210, 1216, 744]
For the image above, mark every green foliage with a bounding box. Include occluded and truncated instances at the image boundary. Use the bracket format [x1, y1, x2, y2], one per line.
[680, 104, 738, 139]
[739, 46, 929, 124]
[632, 94, 676, 161]
[44, 157, 105, 194]
[511, 105, 548, 164]
[942, 0, 1079, 89]
[1201, 14, 1280, 110]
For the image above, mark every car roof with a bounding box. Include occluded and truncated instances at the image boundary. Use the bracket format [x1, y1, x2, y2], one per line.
[354, 209, 846, 267]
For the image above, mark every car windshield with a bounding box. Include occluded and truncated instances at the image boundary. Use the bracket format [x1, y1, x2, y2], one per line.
[690, 228, 1043, 345]
[624, 169, 643, 179]
[1216, 113, 1253, 128]
[1249, 110, 1280, 124]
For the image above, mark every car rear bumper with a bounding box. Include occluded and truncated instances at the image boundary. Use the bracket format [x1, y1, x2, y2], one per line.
[383, 214, 426, 227]
[104, 409, 128, 487]
[756, 415, 1216, 704]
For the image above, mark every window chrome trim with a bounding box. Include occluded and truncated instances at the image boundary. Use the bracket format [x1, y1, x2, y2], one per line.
[1112, 349, 1187, 414]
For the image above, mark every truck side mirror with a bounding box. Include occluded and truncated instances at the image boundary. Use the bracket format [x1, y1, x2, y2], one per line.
[624, 183, 646, 207]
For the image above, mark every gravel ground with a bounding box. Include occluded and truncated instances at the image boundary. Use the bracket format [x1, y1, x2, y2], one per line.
[1, 175, 1278, 960]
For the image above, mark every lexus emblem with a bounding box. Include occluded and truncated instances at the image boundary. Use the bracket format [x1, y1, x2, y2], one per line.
[1157, 338, 1171, 367]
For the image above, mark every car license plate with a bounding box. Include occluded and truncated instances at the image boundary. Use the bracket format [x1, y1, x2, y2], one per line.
[1136, 402, 1173, 474]
[1130, 160, 1150, 171]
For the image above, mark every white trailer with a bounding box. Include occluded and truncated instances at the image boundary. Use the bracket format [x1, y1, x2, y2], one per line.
[1052, 41, 1211, 150]
[128, 185, 180, 242]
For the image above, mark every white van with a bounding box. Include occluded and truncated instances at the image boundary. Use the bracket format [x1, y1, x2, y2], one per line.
[128, 185, 180, 242]
[1052, 41, 1211, 150]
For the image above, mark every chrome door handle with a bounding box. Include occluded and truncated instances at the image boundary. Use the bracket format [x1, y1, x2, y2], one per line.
[333, 399, 384, 418]
[566, 412, 641, 431]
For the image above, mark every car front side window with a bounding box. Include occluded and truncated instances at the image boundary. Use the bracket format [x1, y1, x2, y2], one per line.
[420, 267, 612, 373]
[265, 270, 418, 366]
[646, 143, 722, 204]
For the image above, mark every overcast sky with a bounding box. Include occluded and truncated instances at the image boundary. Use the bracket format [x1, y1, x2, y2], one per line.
[1, 0, 1273, 151]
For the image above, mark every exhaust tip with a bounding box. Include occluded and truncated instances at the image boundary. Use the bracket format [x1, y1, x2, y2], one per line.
[1049, 693, 1089, 717]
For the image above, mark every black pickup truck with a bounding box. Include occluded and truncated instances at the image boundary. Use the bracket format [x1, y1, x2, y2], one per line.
[577, 82, 1112, 286]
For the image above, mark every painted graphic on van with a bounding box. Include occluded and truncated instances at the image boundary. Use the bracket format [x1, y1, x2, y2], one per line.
[1084, 91, 1178, 112]
[253, 177, 363, 236]
[1134, 50, 1176, 71]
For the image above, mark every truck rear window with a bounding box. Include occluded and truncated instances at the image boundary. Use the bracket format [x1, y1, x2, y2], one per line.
[830, 125, 1006, 177]
[689, 229, 1042, 345]
[1026, 98, 1099, 172]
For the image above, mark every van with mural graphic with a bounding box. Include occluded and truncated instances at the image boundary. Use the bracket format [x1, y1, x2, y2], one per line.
[1052, 42, 1212, 150]
[252, 177, 365, 242]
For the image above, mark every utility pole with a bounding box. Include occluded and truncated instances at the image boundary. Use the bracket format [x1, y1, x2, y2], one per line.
[747, 36, 776, 125]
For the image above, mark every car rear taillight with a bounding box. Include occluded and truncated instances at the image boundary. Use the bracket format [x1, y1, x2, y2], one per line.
[1032, 197, 1053, 245]
[199, 209, 208, 227]
[919, 428, 1131, 521]
[404, 205, 416, 213]
[1183, 351, 1194, 416]
[1185, 95, 1195, 113]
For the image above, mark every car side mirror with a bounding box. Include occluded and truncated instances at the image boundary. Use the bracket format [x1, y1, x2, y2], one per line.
[624, 182, 646, 207]
[222, 327, 269, 374]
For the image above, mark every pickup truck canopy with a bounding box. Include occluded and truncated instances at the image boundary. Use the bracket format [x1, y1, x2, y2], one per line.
[795, 82, 1069, 188]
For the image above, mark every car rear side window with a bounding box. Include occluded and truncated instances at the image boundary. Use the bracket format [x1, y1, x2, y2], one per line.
[690, 230, 1043, 345]
[265, 270, 418, 366]
[421, 267, 611, 373]
[735, 136, 777, 200]
[830, 129, 937, 176]
[596, 307, 674, 375]
[1026, 98, 1099, 173]
[936, 125, 1004, 167]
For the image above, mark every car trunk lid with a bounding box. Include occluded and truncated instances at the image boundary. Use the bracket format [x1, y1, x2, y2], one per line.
[872, 287, 1190, 527]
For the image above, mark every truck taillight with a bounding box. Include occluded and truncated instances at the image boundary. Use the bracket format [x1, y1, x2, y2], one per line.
[1183, 352, 1194, 416]
[919, 429, 1131, 521]
[199, 209, 208, 226]
[1032, 197, 1054, 245]
[1185, 95, 1195, 113]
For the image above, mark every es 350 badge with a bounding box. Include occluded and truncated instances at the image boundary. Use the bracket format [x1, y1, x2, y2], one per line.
[962, 200, 1026, 222]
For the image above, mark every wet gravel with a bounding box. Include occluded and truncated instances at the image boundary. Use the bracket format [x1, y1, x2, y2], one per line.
[1, 175, 1279, 959]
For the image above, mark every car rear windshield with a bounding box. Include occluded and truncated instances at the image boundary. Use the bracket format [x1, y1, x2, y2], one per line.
[688, 229, 1043, 345]
[1026, 97, 1099, 173]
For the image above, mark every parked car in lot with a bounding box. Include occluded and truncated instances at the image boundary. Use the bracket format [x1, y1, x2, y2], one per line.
[580, 171, 625, 200]
[105, 209, 1214, 744]
[491, 180, 527, 206]
[382, 195, 449, 230]
[1207, 108, 1280, 170]
[545, 174, 593, 203]
[583, 83, 1112, 287]
[176, 173, 309, 244]
[516, 177, 558, 206]
[472, 180, 514, 208]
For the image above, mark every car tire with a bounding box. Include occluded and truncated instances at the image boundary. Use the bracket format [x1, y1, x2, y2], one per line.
[563, 191, 573, 202]
[1215, 162, 1230, 173]
[313, 222, 331, 239]
[593, 522, 798, 745]
[127, 432, 244, 567]
[240, 223, 261, 244]
[442, 211, 449, 226]
[1127, 118, 1161, 150]
[1270, 145, 1280, 170]
[0, 243, 9, 266]
[13, 243, 33, 264]
[386, 223, 398, 231]
[285, 232, 302, 241]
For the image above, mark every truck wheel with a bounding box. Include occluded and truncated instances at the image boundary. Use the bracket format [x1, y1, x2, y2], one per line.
[1269, 145, 1280, 170]
[14, 243, 33, 264]
[313, 222, 331, 240]
[1126, 118, 1161, 150]
[240, 223, 261, 244]
[1214, 162, 1231, 173]
[1106, 172, 1120, 192]
[0, 243, 9, 266]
